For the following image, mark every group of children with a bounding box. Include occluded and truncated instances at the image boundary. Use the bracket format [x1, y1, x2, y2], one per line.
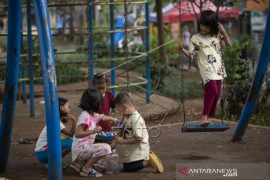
[35, 9, 231, 177]
[35, 73, 163, 177]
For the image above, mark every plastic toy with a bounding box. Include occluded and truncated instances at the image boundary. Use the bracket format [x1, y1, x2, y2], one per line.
[96, 131, 118, 141]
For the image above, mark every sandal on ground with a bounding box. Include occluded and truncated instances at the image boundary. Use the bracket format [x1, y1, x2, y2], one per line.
[149, 150, 164, 173]
[18, 138, 33, 144]
[80, 168, 103, 177]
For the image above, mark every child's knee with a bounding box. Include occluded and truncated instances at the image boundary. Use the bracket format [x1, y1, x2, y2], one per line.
[123, 160, 144, 172]
[101, 144, 112, 154]
[35, 151, 48, 164]
[61, 138, 73, 151]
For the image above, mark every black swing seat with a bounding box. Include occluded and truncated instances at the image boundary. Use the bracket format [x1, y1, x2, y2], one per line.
[182, 123, 230, 132]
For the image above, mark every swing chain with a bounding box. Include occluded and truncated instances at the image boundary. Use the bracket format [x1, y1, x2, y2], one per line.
[178, 0, 189, 129]
[178, 0, 185, 103]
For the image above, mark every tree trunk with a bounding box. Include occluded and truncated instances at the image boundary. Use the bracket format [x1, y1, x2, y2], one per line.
[79, 10, 84, 45]
[156, 0, 167, 65]
[69, 6, 75, 42]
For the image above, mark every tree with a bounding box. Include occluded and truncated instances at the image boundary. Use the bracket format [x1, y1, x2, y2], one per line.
[155, 0, 167, 65]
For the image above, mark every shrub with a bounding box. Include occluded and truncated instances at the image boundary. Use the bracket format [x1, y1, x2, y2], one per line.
[222, 35, 253, 116]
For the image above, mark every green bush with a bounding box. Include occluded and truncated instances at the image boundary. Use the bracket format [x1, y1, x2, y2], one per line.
[0, 37, 7, 52]
[222, 35, 253, 116]
[154, 66, 203, 99]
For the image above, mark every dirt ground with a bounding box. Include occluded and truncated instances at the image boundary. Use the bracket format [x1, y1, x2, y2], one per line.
[0, 82, 270, 180]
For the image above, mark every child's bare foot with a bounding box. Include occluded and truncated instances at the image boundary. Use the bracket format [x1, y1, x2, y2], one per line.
[201, 121, 210, 126]
[201, 115, 210, 126]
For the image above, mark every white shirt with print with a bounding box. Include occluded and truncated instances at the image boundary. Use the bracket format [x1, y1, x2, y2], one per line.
[35, 122, 65, 152]
[189, 33, 227, 84]
[120, 111, 150, 163]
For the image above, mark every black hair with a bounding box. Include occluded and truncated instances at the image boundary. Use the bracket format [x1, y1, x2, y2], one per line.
[79, 88, 103, 112]
[115, 92, 134, 106]
[59, 97, 68, 117]
[199, 10, 219, 35]
[92, 73, 107, 86]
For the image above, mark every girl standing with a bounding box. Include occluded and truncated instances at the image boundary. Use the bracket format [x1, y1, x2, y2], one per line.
[180, 10, 230, 125]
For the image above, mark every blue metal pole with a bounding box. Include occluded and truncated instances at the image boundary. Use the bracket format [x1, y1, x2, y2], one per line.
[231, 6, 270, 142]
[21, 26, 27, 104]
[27, 0, 35, 117]
[110, 0, 116, 96]
[33, 0, 62, 179]
[0, 0, 22, 172]
[88, 0, 94, 87]
[145, 0, 150, 103]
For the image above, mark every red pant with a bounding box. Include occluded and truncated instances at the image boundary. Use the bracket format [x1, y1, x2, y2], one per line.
[203, 80, 222, 117]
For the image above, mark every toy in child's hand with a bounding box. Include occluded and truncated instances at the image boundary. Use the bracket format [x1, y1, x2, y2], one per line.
[115, 122, 121, 127]
[96, 131, 118, 141]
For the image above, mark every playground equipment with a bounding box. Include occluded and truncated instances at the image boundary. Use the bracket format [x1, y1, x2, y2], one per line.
[182, 124, 230, 132]
[0, 0, 150, 117]
[0, 0, 150, 179]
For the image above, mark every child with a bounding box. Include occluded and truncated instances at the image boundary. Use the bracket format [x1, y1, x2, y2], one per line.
[35, 97, 77, 164]
[114, 92, 164, 173]
[72, 88, 118, 177]
[93, 73, 115, 131]
[180, 10, 230, 125]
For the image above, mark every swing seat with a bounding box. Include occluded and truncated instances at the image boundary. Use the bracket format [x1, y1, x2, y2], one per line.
[182, 123, 230, 132]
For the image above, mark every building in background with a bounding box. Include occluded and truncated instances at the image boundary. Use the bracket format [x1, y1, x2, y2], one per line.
[247, 0, 269, 58]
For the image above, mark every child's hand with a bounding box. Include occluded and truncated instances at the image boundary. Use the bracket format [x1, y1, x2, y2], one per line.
[217, 22, 226, 34]
[115, 137, 125, 144]
[112, 117, 120, 124]
[94, 126, 102, 133]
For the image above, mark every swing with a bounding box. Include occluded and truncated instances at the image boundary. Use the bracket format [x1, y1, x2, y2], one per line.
[177, 0, 230, 132]
[182, 123, 230, 132]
